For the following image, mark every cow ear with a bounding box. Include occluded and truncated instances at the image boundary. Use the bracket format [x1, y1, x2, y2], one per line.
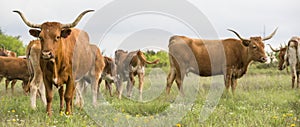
[61, 29, 72, 38]
[29, 29, 40, 38]
[242, 40, 250, 47]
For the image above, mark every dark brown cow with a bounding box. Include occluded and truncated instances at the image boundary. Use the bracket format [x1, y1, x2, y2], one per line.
[98, 56, 117, 97]
[0, 47, 19, 93]
[115, 50, 159, 100]
[0, 56, 30, 93]
[14, 10, 100, 116]
[166, 28, 277, 95]
[26, 40, 47, 109]
[267, 44, 288, 71]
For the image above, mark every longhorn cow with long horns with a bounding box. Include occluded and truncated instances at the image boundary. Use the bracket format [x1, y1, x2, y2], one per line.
[167, 28, 277, 95]
[14, 10, 103, 116]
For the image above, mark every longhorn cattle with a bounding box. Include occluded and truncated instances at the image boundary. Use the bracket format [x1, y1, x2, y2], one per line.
[275, 37, 300, 88]
[267, 44, 288, 71]
[0, 56, 30, 93]
[0, 47, 19, 92]
[75, 44, 105, 108]
[26, 40, 47, 109]
[166, 28, 277, 95]
[115, 50, 159, 100]
[98, 56, 117, 97]
[14, 10, 100, 116]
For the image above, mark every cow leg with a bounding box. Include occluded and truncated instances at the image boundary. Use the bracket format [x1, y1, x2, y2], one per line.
[127, 72, 135, 97]
[5, 79, 10, 93]
[38, 81, 47, 107]
[11, 80, 17, 94]
[175, 72, 185, 96]
[98, 78, 103, 97]
[58, 86, 64, 112]
[44, 80, 53, 116]
[91, 77, 99, 107]
[291, 67, 296, 89]
[138, 73, 144, 101]
[105, 80, 113, 97]
[75, 81, 84, 109]
[297, 71, 300, 88]
[224, 69, 233, 94]
[166, 69, 176, 94]
[30, 81, 38, 109]
[65, 79, 75, 115]
[117, 77, 123, 99]
[231, 78, 238, 95]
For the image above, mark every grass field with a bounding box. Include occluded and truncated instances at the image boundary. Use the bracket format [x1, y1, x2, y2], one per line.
[1, 63, 300, 127]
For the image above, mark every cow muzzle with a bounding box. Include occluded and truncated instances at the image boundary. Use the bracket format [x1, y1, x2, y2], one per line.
[260, 57, 268, 63]
[41, 50, 54, 60]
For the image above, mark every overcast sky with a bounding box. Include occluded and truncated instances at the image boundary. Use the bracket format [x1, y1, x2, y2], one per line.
[0, 0, 299, 55]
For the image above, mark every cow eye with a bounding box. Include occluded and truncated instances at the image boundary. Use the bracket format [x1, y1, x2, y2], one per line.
[56, 36, 61, 40]
[253, 45, 257, 49]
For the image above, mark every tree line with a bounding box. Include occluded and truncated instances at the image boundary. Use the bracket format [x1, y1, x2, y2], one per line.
[0, 28, 26, 56]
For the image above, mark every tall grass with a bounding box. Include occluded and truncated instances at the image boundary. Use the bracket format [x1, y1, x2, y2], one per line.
[0, 65, 299, 126]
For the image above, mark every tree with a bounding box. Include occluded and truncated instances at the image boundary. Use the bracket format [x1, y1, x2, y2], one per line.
[0, 28, 25, 56]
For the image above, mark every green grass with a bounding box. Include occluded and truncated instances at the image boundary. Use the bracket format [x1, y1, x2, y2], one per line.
[1, 65, 300, 127]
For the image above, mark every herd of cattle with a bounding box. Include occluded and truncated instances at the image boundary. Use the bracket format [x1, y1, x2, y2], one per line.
[0, 9, 299, 116]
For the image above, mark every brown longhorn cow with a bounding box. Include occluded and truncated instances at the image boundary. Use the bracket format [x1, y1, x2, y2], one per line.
[74, 44, 105, 108]
[0, 56, 30, 94]
[0, 47, 19, 93]
[14, 10, 102, 116]
[166, 28, 277, 95]
[115, 50, 159, 100]
[98, 56, 117, 97]
[267, 44, 289, 71]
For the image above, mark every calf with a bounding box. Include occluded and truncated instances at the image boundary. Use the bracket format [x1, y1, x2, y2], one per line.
[115, 50, 159, 100]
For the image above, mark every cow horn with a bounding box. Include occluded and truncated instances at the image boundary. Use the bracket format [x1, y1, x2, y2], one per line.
[263, 27, 278, 41]
[13, 10, 41, 28]
[267, 44, 280, 52]
[227, 29, 250, 41]
[61, 10, 94, 29]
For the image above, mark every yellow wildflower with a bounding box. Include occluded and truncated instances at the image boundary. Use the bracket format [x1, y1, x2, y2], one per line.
[283, 114, 286, 117]
[293, 117, 297, 121]
[287, 113, 293, 117]
[272, 116, 278, 119]
[291, 123, 296, 127]
[11, 110, 15, 113]
[12, 119, 16, 122]
[60, 111, 64, 116]
[113, 118, 118, 122]
[176, 123, 181, 127]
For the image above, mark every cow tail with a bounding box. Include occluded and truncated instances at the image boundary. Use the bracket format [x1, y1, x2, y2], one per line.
[25, 44, 34, 81]
[137, 51, 159, 65]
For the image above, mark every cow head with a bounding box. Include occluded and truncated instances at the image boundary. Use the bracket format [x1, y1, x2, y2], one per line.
[114, 49, 128, 67]
[268, 44, 287, 70]
[13, 10, 94, 60]
[228, 28, 277, 63]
